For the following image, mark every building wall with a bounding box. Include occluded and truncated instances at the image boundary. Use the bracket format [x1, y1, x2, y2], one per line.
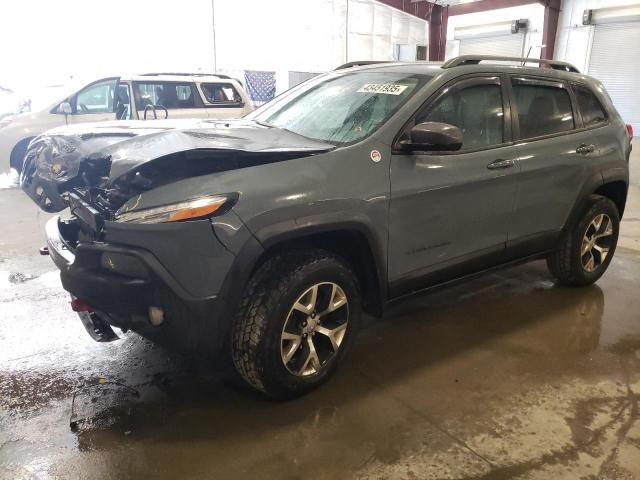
[213, 0, 428, 93]
[554, 0, 640, 71]
[0, 0, 217, 92]
[0, 0, 428, 97]
[446, 3, 546, 59]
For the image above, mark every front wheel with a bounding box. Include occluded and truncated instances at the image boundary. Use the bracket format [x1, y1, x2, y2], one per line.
[231, 250, 361, 399]
[547, 195, 620, 286]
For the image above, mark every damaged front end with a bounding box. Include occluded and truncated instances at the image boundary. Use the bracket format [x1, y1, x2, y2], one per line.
[21, 119, 334, 219]
[21, 119, 334, 350]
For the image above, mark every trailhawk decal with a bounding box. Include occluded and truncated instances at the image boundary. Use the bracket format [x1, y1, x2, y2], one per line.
[357, 84, 408, 95]
[370, 150, 382, 163]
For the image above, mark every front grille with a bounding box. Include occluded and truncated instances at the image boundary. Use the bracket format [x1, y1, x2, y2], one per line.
[68, 192, 106, 237]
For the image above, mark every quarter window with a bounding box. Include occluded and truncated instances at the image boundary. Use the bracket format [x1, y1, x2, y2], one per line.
[133, 82, 197, 110]
[417, 82, 504, 149]
[512, 80, 574, 139]
[573, 84, 607, 128]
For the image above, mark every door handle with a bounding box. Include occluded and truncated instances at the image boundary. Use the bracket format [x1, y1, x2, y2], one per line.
[487, 158, 515, 170]
[576, 144, 595, 154]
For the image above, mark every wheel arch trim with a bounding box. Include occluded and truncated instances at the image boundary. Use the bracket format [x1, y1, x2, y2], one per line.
[252, 219, 388, 316]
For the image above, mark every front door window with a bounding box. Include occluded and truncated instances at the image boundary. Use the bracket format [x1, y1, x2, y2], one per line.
[416, 81, 505, 150]
[73, 79, 118, 114]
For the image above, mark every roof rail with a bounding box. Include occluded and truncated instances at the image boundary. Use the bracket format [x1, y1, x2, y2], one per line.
[140, 72, 233, 79]
[335, 61, 392, 70]
[442, 55, 580, 73]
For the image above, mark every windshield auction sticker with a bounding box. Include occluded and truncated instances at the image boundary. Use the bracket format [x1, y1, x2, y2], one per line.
[357, 84, 408, 95]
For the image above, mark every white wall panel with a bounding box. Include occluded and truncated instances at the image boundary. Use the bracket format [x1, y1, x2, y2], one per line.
[555, 0, 640, 71]
[458, 34, 525, 57]
[588, 22, 640, 131]
[446, 3, 545, 59]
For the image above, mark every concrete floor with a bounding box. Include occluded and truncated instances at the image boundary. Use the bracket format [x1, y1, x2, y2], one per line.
[1, 151, 639, 480]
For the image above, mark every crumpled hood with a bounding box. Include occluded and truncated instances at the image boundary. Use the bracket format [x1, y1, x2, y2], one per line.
[20, 118, 334, 212]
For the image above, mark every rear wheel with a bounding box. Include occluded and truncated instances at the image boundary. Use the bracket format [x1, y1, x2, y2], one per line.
[231, 250, 361, 399]
[547, 195, 620, 286]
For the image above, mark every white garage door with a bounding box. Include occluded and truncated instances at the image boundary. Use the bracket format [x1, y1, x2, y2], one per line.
[588, 22, 640, 132]
[458, 33, 525, 57]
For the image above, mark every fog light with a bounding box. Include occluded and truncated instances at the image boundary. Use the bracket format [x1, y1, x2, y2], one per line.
[148, 306, 165, 326]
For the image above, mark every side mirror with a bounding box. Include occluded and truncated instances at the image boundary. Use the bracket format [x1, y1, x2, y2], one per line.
[402, 121, 463, 152]
[59, 101, 72, 115]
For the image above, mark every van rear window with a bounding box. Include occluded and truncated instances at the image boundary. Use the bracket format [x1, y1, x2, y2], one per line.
[201, 83, 242, 105]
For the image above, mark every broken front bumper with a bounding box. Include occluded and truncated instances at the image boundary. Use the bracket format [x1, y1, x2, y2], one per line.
[45, 215, 235, 352]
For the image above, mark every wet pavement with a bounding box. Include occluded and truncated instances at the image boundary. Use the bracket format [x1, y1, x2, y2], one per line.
[1, 154, 639, 479]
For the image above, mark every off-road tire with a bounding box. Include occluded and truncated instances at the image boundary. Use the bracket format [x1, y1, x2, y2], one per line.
[547, 195, 620, 286]
[231, 249, 361, 399]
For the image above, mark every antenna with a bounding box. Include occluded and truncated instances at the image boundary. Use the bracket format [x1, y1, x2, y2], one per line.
[522, 44, 547, 66]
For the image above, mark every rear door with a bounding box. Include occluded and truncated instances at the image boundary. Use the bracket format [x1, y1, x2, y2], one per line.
[507, 76, 607, 250]
[132, 81, 207, 120]
[388, 75, 519, 291]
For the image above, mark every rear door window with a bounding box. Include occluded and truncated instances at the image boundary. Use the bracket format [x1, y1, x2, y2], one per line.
[201, 83, 243, 105]
[511, 78, 575, 139]
[132, 82, 198, 110]
[572, 84, 607, 128]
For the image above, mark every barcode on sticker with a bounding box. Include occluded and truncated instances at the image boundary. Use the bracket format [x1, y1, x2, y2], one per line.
[357, 84, 408, 95]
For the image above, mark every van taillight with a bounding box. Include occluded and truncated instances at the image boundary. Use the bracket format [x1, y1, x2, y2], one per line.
[626, 124, 634, 140]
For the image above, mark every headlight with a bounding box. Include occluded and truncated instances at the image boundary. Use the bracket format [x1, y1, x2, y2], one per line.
[115, 195, 231, 224]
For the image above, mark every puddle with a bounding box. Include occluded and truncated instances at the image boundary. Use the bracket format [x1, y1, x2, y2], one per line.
[70, 380, 141, 433]
[0, 270, 60, 290]
[7, 272, 38, 284]
[0, 168, 18, 189]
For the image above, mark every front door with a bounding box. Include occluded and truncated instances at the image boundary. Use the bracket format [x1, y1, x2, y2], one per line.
[388, 75, 519, 291]
[68, 78, 118, 124]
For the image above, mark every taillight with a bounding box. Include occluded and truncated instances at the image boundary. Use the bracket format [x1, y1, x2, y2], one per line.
[626, 124, 633, 140]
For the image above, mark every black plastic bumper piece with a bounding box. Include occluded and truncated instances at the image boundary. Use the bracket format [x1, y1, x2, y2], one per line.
[45, 216, 226, 352]
[61, 266, 151, 312]
[77, 311, 120, 342]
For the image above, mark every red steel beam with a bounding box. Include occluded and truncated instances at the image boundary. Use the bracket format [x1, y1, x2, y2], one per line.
[540, 0, 561, 59]
[429, 5, 449, 61]
[376, 0, 431, 20]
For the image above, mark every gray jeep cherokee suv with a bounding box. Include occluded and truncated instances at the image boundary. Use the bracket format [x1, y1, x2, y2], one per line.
[21, 56, 631, 398]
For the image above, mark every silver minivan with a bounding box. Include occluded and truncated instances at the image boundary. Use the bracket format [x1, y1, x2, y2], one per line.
[0, 73, 252, 174]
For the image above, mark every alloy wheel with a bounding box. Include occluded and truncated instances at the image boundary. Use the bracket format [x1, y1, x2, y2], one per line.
[280, 282, 349, 377]
[581, 213, 614, 273]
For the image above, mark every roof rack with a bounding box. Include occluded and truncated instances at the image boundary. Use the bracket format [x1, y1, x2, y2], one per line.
[140, 72, 233, 79]
[334, 61, 391, 70]
[442, 55, 580, 73]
